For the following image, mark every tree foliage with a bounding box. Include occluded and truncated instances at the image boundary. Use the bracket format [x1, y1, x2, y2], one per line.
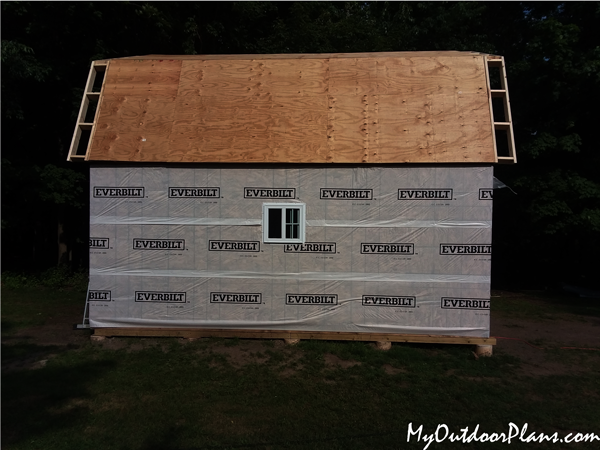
[2, 1, 598, 285]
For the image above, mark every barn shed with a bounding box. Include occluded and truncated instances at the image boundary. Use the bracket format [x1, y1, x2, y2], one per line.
[69, 52, 515, 351]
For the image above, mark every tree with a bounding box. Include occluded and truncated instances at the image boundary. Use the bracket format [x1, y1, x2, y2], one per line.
[489, 2, 600, 287]
[2, 1, 598, 287]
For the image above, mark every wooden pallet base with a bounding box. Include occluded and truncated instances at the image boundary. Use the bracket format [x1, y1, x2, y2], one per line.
[92, 327, 496, 346]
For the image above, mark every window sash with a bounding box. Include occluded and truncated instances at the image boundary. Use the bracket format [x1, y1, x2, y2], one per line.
[263, 203, 305, 243]
[285, 208, 299, 239]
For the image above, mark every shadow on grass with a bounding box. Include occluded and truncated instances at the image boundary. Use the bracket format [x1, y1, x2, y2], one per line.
[1, 356, 115, 448]
[138, 428, 406, 450]
[1, 342, 67, 366]
[1, 320, 20, 335]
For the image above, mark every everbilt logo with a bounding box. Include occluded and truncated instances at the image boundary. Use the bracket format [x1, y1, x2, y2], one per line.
[244, 188, 295, 199]
[89, 238, 109, 249]
[133, 239, 185, 250]
[440, 244, 491, 255]
[398, 189, 453, 200]
[320, 188, 373, 200]
[361, 243, 414, 254]
[89, 290, 111, 301]
[479, 189, 493, 200]
[135, 291, 186, 303]
[441, 297, 490, 310]
[286, 294, 338, 305]
[209, 240, 260, 252]
[210, 292, 262, 304]
[169, 187, 220, 198]
[362, 295, 416, 307]
[284, 242, 336, 253]
[93, 187, 144, 198]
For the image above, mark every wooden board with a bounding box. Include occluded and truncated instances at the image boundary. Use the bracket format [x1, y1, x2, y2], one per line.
[117, 51, 488, 60]
[92, 327, 496, 346]
[87, 52, 496, 163]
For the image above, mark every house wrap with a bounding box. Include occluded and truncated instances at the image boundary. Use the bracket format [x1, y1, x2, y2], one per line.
[70, 51, 515, 339]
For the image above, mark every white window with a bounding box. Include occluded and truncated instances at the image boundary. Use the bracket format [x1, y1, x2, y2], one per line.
[262, 203, 306, 243]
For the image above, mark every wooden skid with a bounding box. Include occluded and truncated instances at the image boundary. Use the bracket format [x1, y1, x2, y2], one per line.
[92, 327, 496, 346]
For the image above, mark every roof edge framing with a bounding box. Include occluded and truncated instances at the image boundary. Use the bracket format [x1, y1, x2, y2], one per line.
[116, 51, 492, 61]
[67, 60, 110, 162]
[485, 55, 516, 164]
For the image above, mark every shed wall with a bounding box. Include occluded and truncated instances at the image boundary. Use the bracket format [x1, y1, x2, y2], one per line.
[89, 165, 493, 337]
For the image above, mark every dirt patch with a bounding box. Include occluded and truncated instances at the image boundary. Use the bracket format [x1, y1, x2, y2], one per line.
[459, 375, 501, 383]
[2, 352, 59, 373]
[206, 342, 270, 367]
[2, 304, 90, 347]
[93, 393, 131, 413]
[493, 315, 600, 348]
[3, 291, 600, 378]
[491, 300, 600, 377]
[1, 303, 85, 373]
[324, 353, 361, 369]
[276, 365, 304, 377]
[94, 337, 137, 351]
[382, 364, 406, 375]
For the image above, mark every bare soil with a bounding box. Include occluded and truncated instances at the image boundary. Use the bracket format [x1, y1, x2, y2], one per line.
[490, 292, 600, 376]
[3, 290, 600, 376]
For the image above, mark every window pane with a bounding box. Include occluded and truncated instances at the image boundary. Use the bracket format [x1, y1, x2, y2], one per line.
[286, 208, 299, 225]
[285, 208, 300, 239]
[286, 224, 299, 239]
[268, 208, 282, 238]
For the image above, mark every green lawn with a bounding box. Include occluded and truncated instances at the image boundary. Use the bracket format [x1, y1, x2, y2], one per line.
[2, 286, 599, 449]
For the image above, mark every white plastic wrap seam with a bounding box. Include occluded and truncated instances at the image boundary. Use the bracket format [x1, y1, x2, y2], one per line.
[90, 268, 489, 284]
[307, 220, 490, 228]
[90, 317, 487, 334]
[91, 216, 491, 228]
[91, 216, 262, 226]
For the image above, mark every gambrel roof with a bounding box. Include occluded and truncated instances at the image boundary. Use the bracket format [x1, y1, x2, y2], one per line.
[69, 51, 515, 164]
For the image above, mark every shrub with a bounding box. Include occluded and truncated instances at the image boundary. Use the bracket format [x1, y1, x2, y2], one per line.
[1, 266, 88, 291]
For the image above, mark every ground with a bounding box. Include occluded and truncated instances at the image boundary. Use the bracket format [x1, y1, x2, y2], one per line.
[3, 289, 599, 375]
[2, 288, 599, 450]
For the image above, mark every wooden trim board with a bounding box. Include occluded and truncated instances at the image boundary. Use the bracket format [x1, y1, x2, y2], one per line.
[118, 51, 493, 61]
[92, 327, 496, 345]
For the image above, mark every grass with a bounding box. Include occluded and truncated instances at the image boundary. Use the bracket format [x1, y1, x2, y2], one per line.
[491, 289, 600, 321]
[2, 286, 600, 450]
[2, 287, 84, 332]
[1, 268, 87, 333]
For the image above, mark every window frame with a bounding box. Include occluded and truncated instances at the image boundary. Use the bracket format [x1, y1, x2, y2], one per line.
[262, 203, 306, 244]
